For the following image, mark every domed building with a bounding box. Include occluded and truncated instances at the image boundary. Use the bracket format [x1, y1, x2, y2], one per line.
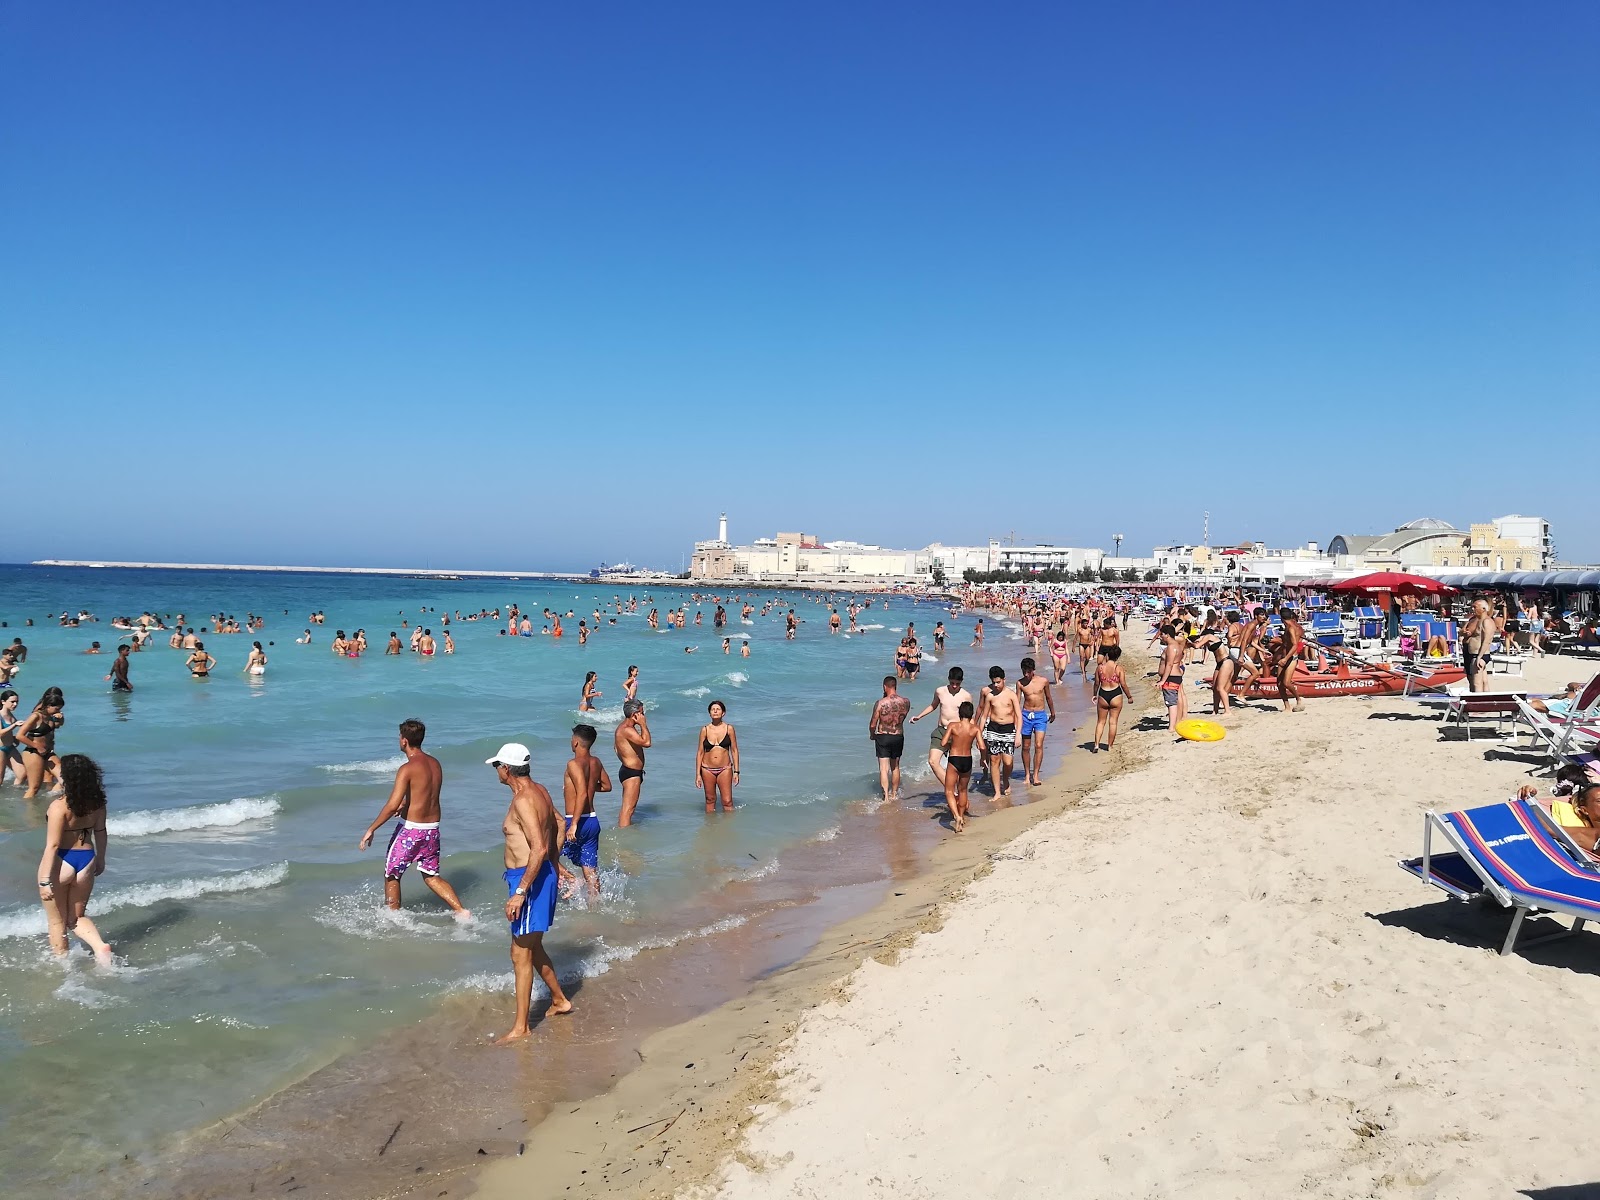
[1325, 519, 1466, 571]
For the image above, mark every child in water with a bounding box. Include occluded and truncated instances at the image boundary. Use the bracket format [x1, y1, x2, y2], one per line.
[939, 701, 980, 833]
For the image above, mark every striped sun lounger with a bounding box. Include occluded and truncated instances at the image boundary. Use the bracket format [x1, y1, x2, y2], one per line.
[1397, 799, 1600, 956]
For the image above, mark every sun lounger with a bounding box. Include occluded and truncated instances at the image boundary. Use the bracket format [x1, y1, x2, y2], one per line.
[1308, 612, 1343, 647]
[1514, 674, 1600, 768]
[1446, 692, 1529, 740]
[1352, 605, 1383, 640]
[1397, 799, 1600, 956]
[1488, 652, 1527, 678]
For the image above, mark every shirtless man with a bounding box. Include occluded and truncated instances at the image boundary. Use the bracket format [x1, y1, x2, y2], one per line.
[1156, 623, 1188, 731]
[1272, 607, 1305, 713]
[868, 676, 912, 803]
[909, 666, 973, 789]
[562, 723, 613, 900]
[976, 665, 1022, 797]
[970, 618, 984, 647]
[1076, 611, 1095, 675]
[614, 700, 651, 826]
[1461, 599, 1498, 694]
[358, 719, 471, 918]
[419, 629, 436, 656]
[386, 632, 402, 655]
[1015, 657, 1056, 786]
[1234, 609, 1270, 695]
[106, 644, 133, 692]
[487, 742, 572, 1042]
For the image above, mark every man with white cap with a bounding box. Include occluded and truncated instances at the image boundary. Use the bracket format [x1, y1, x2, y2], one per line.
[487, 741, 572, 1041]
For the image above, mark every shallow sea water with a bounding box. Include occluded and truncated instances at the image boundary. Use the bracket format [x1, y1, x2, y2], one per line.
[0, 565, 1079, 1195]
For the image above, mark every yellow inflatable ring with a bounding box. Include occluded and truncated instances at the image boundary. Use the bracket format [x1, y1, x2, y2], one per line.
[1175, 719, 1226, 742]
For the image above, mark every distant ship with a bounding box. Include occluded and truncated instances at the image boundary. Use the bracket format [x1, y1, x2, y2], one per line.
[590, 561, 646, 578]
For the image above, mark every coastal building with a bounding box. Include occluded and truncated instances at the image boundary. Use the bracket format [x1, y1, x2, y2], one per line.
[690, 522, 927, 583]
[991, 543, 1104, 575]
[1324, 515, 1552, 573]
[1429, 514, 1552, 570]
[1325, 519, 1467, 570]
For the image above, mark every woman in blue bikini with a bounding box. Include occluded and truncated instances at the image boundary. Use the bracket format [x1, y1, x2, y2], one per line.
[36, 753, 114, 965]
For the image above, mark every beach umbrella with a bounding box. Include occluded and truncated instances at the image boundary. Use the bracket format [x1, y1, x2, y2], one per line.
[1329, 572, 1457, 597]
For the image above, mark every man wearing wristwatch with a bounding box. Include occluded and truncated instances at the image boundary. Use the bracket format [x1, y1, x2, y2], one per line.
[488, 742, 572, 1042]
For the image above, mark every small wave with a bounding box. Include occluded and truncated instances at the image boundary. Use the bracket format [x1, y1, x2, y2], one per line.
[0, 864, 290, 941]
[763, 789, 832, 809]
[679, 685, 711, 698]
[921, 652, 939, 664]
[434, 915, 751, 1000]
[857, 623, 885, 631]
[54, 976, 126, 1009]
[109, 796, 281, 837]
[720, 671, 749, 687]
[890, 627, 903, 633]
[737, 856, 779, 881]
[810, 825, 841, 843]
[319, 755, 406, 775]
[315, 883, 488, 942]
[574, 703, 625, 728]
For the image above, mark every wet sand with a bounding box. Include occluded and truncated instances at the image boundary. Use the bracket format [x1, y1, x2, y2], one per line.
[465, 655, 1143, 1200]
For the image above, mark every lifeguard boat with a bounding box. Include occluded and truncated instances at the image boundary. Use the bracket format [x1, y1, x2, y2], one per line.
[1214, 652, 1465, 699]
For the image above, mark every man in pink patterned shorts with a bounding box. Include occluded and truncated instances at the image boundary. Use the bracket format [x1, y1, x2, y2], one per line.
[358, 718, 472, 921]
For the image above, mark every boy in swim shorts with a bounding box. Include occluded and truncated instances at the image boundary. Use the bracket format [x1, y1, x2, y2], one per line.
[1015, 657, 1056, 787]
[562, 724, 612, 902]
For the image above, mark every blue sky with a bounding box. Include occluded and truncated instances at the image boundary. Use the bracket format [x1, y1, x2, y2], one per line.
[3, 3, 1595, 569]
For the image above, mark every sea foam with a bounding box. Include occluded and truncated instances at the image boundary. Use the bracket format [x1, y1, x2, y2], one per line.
[109, 796, 281, 837]
[319, 755, 406, 775]
[0, 864, 290, 941]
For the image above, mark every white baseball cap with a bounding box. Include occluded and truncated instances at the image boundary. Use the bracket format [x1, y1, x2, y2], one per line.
[485, 742, 531, 768]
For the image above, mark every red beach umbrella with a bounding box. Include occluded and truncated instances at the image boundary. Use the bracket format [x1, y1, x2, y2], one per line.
[1329, 571, 1456, 597]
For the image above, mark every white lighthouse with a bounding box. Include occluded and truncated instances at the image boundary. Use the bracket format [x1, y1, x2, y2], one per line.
[718, 512, 728, 546]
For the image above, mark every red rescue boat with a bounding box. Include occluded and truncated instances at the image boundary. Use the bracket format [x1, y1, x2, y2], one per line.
[1208, 655, 1466, 699]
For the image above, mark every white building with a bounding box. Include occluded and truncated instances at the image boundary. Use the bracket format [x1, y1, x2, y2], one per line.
[991, 543, 1104, 575]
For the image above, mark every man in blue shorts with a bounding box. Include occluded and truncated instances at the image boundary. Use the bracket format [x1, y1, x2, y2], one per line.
[1015, 657, 1056, 787]
[562, 724, 612, 902]
[488, 742, 571, 1043]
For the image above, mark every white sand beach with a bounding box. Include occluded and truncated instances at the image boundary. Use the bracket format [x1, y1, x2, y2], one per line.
[466, 646, 1600, 1200]
[690, 650, 1598, 1199]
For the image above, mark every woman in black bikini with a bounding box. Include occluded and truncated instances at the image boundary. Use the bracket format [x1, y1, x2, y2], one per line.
[16, 686, 65, 800]
[695, 699, 740, 813]
[36, 753, 114, 964]
[1092, 646, 1130, 752]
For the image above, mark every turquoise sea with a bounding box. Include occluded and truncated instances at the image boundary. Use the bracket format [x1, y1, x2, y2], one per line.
[0, 565, 1077, 1197]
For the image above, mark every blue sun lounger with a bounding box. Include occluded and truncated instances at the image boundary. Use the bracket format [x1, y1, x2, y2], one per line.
[1397, 799, 1600, 956]
[1308, 611, 1343, 646]
[1352, 605, 1384, 640]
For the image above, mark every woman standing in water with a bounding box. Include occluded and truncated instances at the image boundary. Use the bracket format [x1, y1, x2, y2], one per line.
[623, 665, 640, 701]
[0, 689, 23, 788]
[245, 641, 268, 676]
[36, 753, 114, 965]
[580, 671, 600, 712]
[16, 686, 65, 799]
[695, 699, 740, 813]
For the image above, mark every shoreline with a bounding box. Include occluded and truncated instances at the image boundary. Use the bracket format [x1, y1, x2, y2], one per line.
[463, 665, 1147, 1200]
[574, 647, 1600, 1198]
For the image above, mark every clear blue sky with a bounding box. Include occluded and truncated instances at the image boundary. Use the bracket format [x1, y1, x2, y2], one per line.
[3, 3, 1595, 569]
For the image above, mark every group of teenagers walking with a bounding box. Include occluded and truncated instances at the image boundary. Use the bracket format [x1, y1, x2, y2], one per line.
[867, 657, 1057, 833]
